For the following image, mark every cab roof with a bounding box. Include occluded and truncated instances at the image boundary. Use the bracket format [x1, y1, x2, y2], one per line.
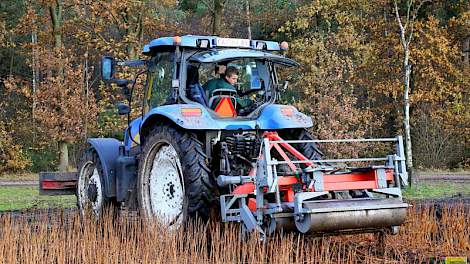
[189, 49, 299, 67]
[142, 35, 283, 56]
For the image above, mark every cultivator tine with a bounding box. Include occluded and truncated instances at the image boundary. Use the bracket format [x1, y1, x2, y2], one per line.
[240, 204, 265, 236]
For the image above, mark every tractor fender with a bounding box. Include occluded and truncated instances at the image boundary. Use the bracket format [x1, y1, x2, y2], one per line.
[140, 104, 313, 135]
[87, 138, 122, 198]
[256, 104, 313, 129]
[141, 104, 219, 132]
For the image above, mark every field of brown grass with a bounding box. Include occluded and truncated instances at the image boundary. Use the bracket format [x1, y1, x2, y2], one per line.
[0, 203, 468, 263]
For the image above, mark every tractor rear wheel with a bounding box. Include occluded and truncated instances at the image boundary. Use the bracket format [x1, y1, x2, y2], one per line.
[76, 148, 113, 217]
[296, 129, 323, 161]
[296, 129, 354, 199]
[137, 125, 215, 228]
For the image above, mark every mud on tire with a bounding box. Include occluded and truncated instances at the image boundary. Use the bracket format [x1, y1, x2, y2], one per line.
[76, 148, 114, 217]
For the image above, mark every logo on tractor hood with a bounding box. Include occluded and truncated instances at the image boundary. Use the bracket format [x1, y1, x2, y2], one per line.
[215, 38, 251, 48]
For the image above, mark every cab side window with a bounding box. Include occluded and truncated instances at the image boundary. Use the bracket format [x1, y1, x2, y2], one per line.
[146, 52, 175, 111]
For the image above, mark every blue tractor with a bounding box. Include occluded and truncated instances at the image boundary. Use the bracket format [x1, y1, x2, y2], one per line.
[41, 35, 409, 236]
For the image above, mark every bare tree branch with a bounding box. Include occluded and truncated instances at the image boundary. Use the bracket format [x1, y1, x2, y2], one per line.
[406, 0, 430, 47]
[100, 2, 122, 29]
[200, 0, 215, 14]
[393, 0, 407, 48]
[405, 0, 413, 31]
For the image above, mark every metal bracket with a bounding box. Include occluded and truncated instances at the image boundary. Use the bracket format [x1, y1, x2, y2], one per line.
[263, 137, 273, 189]
[294, 191, 329, 215]
[396, 136, 408, 186]
[256, 158, 267, 188]
[220, 194, 247, 222]
[376, 169, 387, 189]
[313, 171, 324, 191]
[371, 187, 402, 197]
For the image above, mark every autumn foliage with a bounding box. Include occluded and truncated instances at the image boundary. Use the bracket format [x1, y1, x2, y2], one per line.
[0, 0, 469, 173]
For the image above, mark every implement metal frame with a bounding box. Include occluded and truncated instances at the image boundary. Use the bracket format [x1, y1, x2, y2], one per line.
[219, 136, 409, 235]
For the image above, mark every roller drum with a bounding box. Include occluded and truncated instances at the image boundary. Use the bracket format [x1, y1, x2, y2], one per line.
[295, 198, 408, 234]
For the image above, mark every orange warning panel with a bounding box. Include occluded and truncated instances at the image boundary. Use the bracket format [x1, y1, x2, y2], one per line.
[214, 97, 237, 117]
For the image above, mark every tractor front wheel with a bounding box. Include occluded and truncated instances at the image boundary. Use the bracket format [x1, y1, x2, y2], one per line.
[76, 148, 113, 217]
[137, 125, 215, 228]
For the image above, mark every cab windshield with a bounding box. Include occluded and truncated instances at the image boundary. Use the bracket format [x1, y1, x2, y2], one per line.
[185, 57, 279, 117]
[184, 49, 298, 117]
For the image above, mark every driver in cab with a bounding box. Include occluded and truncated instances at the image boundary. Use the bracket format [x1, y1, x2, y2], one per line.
[203, 66, 251, 110]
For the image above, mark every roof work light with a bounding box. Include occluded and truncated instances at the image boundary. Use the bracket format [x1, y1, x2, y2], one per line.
[280, 41, 289, 51]
[197, 39, 210, 48]
[173, 36, 182, 45]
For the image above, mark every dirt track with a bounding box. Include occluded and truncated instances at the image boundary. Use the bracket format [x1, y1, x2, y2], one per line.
[415, 172, 470, 182]
[1, 171, 468, 187]
[0, 180, 37, 187]
[1, 198, 468, 221]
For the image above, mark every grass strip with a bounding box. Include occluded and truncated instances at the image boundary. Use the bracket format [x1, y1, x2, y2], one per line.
[0, 186, 76, 211]
[403, 181, 470, 199]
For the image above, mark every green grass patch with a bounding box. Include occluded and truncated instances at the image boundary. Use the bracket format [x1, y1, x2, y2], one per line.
[403, 181, 470, 199]
[0, 172, 38, 181]
[0, 186, 76, 211]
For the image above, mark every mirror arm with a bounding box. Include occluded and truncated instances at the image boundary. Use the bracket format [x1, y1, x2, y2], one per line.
[117, 59, 146, 67]
[283, 80, 289, 90]
[126, 69, 147, 128]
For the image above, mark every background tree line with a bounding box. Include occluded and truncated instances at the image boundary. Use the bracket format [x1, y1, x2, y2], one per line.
[0, 0, 468, 174]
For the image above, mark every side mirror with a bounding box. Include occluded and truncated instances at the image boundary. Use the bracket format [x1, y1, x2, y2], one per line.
[117, 102, 130, 115]
[101, 56, 115, 81]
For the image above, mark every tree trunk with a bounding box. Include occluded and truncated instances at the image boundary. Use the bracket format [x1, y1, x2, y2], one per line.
[58, 141, 69, 171]
[393, 0, 419, 186]
[125, 8, 143, 59]
[50, 0, 69, 171]
[84, 50, 89, 141]
[32, 20, 37, 144]
[127, 43, 136, 59]
[463, 37, 469, 66]
[403, 49, 413, 184]
[246, 0, 252, 39]
[49, 0, 62, 49]
[9, 36, 14, 77]
[383, 10, 388, 37]
[212, 0, 224, 35]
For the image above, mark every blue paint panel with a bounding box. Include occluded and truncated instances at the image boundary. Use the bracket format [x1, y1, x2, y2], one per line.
[139, 104, 312, 133]
[142, 35, 283, 55]
[141, 104, 224, 130]
[87, 138, 123, 198]
[147, 37, 174, 47]
[124, 117, 142, 152]
[256, 104, 313, 129]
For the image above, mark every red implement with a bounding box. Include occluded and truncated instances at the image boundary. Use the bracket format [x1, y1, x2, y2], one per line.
[232, 132, 395, 199]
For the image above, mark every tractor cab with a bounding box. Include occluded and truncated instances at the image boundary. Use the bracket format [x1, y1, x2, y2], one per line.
[103, 35, 298, 120]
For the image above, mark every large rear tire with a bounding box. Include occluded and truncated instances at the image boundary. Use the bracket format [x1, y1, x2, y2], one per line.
[296, 129, 323, 161]
[296, 129, 354, 199]
[137, 125, 215, 228]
